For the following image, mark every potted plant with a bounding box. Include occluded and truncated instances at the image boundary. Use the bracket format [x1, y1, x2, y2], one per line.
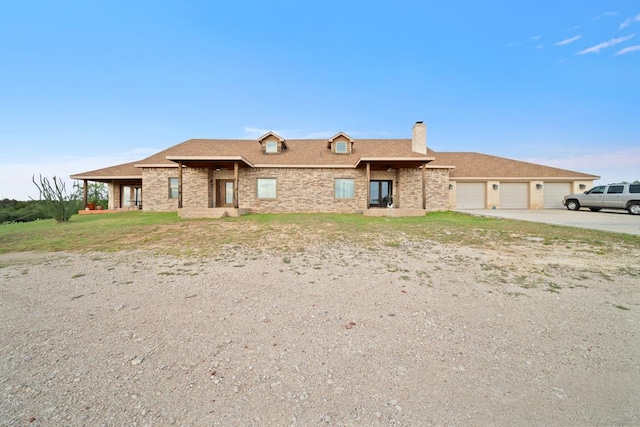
[87, 183, 107, 210]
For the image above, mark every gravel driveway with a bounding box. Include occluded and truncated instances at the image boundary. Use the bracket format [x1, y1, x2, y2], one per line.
[1, 240, 639, 426]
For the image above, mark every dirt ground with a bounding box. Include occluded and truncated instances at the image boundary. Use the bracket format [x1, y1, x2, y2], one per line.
[1, 238, 639, 426]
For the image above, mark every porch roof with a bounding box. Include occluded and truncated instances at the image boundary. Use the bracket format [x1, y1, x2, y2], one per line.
[70, 161, 142, 182]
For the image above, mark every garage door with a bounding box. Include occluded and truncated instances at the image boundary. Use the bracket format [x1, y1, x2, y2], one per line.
[543, 182, 571, 209]
[500, 183, 528, 209]
[456, 183, 485, 209]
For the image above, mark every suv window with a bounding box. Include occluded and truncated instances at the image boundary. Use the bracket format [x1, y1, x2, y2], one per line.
[607, 185, 624, 194]
[630, 184, 640, 194]
[588, 186, 605, 194]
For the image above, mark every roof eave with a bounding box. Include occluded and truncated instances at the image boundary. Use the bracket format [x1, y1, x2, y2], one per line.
[354, 156, 435, 167]
[165, 155, 255, 168]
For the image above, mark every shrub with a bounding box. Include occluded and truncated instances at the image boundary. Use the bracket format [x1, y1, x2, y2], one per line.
[31, 175, 81, 223]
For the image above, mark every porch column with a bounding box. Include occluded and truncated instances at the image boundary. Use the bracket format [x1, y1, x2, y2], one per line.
[366, 162, 370, 210]
[421, 162, 427, 210]
[178, 162, 183, 208]
[83, 179, 88, 208]
[233, 162, 239, 208]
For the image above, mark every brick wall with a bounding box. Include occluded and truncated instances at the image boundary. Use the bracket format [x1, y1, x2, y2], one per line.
[238, 168, 367, 213]
[425, 168, 450, 211]
[142, 166, 452, 213]
[142, 167, 180, 211]
[182, 167, 211, 208]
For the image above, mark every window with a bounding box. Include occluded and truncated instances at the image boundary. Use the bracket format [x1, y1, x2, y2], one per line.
[168, 177, 179, 199]
[587, 186, 605, 194]
[265, 141, 278, 154]
[607, 185, 624, 194]
[335, 141, 348, 153]
[257, 178, 276, 199]
[335, 178, 355, 199]
[629, 184, 640, 194]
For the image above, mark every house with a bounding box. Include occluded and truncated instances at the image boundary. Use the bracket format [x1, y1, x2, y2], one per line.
[70, 122, 599, 217]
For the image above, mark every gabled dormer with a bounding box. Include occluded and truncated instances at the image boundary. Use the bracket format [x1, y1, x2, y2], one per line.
[258, 131, 288, 154]
[327, 132, 354, 154]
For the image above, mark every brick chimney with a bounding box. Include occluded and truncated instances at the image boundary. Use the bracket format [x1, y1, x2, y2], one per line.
[412, 121, 427, 154]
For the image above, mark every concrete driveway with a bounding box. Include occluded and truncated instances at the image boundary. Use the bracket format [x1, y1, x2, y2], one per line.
[457, 209, 640, 236]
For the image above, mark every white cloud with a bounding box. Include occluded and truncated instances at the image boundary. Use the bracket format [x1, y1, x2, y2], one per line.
[555, 35, 581, 46]
[536, 44, 545, 49]
[0, 150, 154, 200]
[577, 34, 635, 54]
[614, 44, 640, 55]
[620, 13, 640, 29]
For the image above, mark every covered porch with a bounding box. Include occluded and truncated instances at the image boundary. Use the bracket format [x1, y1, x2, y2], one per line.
[357, 158, 433, 216]
[70, 162, 143, 211]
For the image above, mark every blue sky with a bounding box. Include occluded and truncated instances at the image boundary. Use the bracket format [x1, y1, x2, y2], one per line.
[1, 0, 638, 200]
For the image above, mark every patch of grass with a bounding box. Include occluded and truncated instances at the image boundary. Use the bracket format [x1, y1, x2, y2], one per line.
[546, 283, 562, 293]
[282, 257, 291, 264]
[0, 211, 638, 257]
[612, 304, 630, 311]
[505, 291, 528, 297]
[71, 273, 86, 279]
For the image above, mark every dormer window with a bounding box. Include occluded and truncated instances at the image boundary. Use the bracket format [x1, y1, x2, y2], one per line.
[327, 132, 354, 154]
[257, 131, 287, 154]
[265, 141, 278, 154]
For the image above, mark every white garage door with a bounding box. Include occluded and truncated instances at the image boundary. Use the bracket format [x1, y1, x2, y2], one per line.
[500, 183, 529, 209]
[544, 182, 571, 209]
[456, 183, 485, 209]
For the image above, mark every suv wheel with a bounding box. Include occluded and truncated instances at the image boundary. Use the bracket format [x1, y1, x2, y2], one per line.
[628, 203, 640, 215]
[566, 200, 580, 211]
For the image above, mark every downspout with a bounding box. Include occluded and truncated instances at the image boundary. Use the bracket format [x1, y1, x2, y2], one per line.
[178, 162, 183, 208]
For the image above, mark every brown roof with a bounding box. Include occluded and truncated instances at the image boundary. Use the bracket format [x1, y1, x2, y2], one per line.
[70, 161, 141, 181]
[136, 138, 433, 167]
[70, 140, 598, 181]
[429, 151, 599, 180]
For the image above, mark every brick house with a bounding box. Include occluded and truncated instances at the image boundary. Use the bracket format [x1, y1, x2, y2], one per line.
[70, 122, 598, 217]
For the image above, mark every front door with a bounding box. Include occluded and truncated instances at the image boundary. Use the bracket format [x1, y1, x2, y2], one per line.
[216, 180, 235, 207]
[370, 180, 393, 207]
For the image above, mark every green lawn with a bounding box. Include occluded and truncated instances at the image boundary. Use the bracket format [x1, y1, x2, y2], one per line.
[1, 211, 637, 255]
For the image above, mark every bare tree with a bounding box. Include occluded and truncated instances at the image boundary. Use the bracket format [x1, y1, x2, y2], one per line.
[31, 175, 82, 223]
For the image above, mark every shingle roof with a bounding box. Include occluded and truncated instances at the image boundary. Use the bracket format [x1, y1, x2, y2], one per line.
[70, 161, 141, 180]
[69, 140, 598, 181]
[136, 138, 432, 167]
[429, 151, 599, 179]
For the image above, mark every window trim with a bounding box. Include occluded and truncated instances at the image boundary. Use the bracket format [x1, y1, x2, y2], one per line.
[256, 178, 277, 199]
[168, 177, 179, 199]
[334, 178, 355, 199]
[265, 141, 278, 154]
[335, 141, 348, 154]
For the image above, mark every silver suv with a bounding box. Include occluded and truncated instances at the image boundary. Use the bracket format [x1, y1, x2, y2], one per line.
[563, 183, 640, 215]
